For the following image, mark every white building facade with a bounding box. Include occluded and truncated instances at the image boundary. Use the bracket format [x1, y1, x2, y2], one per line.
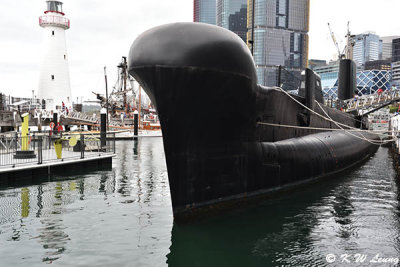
[37, 1, 72, 111]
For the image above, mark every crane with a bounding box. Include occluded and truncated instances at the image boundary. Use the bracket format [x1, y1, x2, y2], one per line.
[327, 23, 345, 60]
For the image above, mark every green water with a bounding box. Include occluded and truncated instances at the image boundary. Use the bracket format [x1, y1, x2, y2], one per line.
[0, 138, 399, 266]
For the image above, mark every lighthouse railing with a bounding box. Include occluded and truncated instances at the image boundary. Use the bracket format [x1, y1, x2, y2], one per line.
[39, 15, 70, 29]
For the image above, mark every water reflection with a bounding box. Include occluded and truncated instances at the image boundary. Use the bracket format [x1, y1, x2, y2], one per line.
[21, 188, 30, 218]
[0, 140, 399, 266]
[38, 182, 69, 263]
[168, 147, 400, 266]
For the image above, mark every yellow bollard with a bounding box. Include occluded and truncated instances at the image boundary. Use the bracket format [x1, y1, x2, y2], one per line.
[21, 188, 30, 218]
[21, 113, 29, 151]
[54, 139, 62, 159]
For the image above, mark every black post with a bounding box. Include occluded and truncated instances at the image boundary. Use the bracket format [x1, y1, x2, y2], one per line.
[113, 132, 116, 154]
[38, 137, 42, 164]
[80, 134, 84, 159]
[133, 110, 139, 141]
[100, 108, 107, 147]
[104, 66, 109, 131]
[53, 111, 58, 127]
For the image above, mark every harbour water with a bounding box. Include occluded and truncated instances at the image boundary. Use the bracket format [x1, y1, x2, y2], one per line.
[1, 138, 400, 266]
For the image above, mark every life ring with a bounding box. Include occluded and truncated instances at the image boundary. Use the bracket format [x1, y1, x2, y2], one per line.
[49, 122, 55, 129]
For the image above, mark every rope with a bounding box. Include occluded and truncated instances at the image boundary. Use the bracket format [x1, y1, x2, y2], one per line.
[257, 122, 387, 133]
[316, 101, 386, 145]
[273, 87, 393, 145]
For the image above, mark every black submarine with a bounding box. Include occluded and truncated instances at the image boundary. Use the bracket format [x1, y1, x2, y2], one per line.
[128, 23, 380, 220]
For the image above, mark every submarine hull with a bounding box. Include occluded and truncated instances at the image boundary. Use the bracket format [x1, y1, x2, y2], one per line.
[128, 23, 380, 220]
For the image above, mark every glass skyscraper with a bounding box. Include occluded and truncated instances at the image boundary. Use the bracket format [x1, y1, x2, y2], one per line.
[381, 36, 400, 61]
[194, 0, 216, 25]
[217, 0, 248, 43]
[392, 38, 400, 62]
[352, 32, 382, 68]
[247, 0, 310, 87]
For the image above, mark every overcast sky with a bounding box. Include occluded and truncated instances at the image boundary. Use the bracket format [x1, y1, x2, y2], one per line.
[1, 0, 400, 100]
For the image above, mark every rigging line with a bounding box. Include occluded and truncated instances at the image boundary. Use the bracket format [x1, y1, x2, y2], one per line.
[257, 121, 390, 134]
[316, 101, 387, 145]
[320, 100, 364, 123]
[258, 122, 361, 131]
[277, 87, 393, 144]
[318, 99, 393, 139]
[276, 87, 387, 136]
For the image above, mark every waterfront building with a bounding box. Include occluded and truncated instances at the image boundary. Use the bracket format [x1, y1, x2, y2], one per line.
[308, 59, 326, 70]
[194, 0, 216, 25]
[392, 38, 400, 62]
[392, 61, 400, 87]
[216, 0, 247, 42]
[247, 0, 310, 88]
[364, 60, 391, 71]
[37, 1, 72, 111]
[357, 70, 392, 95]
[381, 36, 400, 61]
[352, 32, 382, 68]
[315, 66, 392, 98]
[313, 62, 339, 98]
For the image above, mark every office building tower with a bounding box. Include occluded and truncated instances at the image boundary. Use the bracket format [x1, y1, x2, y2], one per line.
[247, 0, 310, 88]
[392, 61, 400, 87]
[364, 60, 391, 71]
[381, 36, 400, 61]
[308, 59, 327, 70]
[392, 38, 400, 62]
[194, 0, 216, 25]
[216, 0, 247, 42]
[352, 32, 382, 68]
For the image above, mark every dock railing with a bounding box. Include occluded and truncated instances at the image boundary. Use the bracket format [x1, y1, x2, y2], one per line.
[0, 132, 116, 169]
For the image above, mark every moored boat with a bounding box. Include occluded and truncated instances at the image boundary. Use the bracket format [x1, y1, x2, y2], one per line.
[128, 23, 380, 221]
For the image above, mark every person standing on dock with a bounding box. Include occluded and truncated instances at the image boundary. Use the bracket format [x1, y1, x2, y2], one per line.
[56, 122, 63, 133]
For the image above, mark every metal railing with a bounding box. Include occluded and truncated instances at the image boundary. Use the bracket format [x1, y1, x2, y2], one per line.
[0, 132, 115, 169]
[39, 15, 70, 29]
[342, 89, 400, 112]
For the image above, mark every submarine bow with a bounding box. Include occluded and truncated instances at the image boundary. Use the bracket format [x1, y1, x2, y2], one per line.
[128, 23, 379, 220]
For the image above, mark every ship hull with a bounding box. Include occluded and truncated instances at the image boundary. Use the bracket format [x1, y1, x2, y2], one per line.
[128, 23, 380, 220]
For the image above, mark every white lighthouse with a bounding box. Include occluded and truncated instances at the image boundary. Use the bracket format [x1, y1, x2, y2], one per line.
[38, 1, 72, 111]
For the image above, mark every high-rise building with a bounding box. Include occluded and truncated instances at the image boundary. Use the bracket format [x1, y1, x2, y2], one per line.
[247, 0, 310, 88]
[308, 59, 326, 70]
[352, 32, 382, 68]
[38, 1, 72, 111]
[216, 0, 247, 43]
[194, 0, 216, 25]
[381, 36, 400, 61]
[364, 60, 391, 71]
[392, 38, 400, 62]
[392, 61, 400, 87]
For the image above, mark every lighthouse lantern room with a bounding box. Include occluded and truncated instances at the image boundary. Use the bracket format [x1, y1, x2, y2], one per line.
[38, 1, 72, 111]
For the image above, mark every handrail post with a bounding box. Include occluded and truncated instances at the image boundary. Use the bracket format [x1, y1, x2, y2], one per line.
[113, 132, 116, 154]
[80, 134, 84, 159]
[38, 137, 42, 164]
[14, 132, 18, 152]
